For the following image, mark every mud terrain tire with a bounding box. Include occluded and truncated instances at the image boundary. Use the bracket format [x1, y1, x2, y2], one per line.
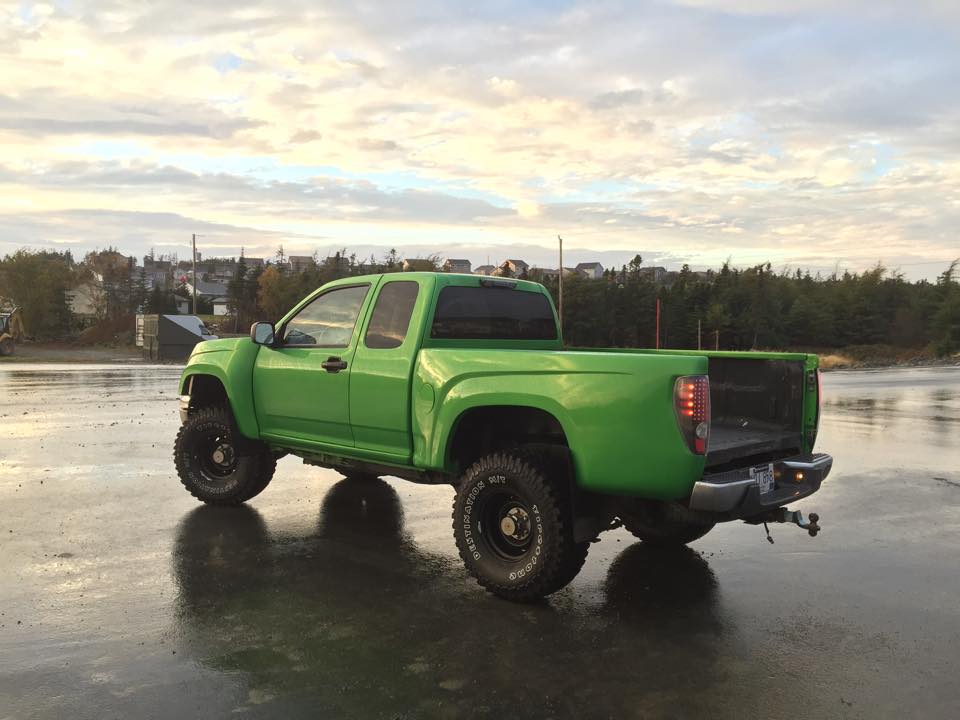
[174, 404, 276, 505]
[453, 452, 588, 602]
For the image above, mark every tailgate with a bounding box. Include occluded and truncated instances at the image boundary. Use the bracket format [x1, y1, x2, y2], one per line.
[705, 357, 806, 469]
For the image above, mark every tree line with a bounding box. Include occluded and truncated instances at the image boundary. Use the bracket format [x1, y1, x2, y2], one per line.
[542, 261, 959, 355]
[2, 247, 958, 355]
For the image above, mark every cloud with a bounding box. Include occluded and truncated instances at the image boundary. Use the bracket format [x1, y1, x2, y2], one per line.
[0, 90, 257, 138]
[0, 0, 957, 278]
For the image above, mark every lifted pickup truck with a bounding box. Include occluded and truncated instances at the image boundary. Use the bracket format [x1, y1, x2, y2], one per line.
[175, 272, 831, 601]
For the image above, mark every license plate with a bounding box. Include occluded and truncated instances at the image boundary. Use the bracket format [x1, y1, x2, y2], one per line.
[751, 463, 775, 494]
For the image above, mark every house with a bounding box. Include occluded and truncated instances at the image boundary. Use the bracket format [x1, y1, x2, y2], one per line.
[289, 255, 315, 273]
[443, 258, 472, 274]
[66, 282, 101, 318]
[207, 259, 238, 282]
[212, 297, 230, 316]
[142, 257, 172, 285]
[494, 259, 529, 277]
[402, 258, 438, 272]
[575, 262, 604, 280]
[473, 265, 496, 276]
[638, 266, 667, 283]
[182, 279, 228, 299]
[533, 268, 560, 280]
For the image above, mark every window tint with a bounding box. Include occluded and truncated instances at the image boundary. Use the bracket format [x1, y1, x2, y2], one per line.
[365, 281, 419, 349]
[282, 285, 368, 347]
[431, 286, 557, 340]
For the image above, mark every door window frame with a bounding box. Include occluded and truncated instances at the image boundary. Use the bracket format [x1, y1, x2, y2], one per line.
[276, 282, 371, 349]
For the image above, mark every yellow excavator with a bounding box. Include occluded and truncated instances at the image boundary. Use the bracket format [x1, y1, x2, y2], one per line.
[0, 305, 25, 356]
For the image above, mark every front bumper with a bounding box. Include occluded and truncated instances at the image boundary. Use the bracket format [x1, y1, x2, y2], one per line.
[689, 452, 832, 519]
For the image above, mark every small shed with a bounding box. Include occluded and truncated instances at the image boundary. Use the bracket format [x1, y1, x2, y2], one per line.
[140, 314, 218, 361]
[212, 297, 230, 316]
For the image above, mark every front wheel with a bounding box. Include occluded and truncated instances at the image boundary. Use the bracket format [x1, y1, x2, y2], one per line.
[452, 452, 588, 602]
[174, 404, 276, 505]
[0, 338, 13, 356]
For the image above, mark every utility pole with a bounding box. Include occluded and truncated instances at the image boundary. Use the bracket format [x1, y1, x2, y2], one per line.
[557, 235, 564, 341]
[191, 233, 198, 315]
[655, 297, 661, 349]
[191, 233, 203, 315]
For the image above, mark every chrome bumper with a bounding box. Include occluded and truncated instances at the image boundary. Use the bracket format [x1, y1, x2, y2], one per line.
[689, 453, 833, 515]
[179, 395, 191, 424]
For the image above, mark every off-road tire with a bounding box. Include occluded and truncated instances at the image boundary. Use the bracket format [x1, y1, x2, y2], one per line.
[0, 338, 13, 356]
[452, 452, 589, 602]
[174, 404, 276, 505]
[621, 502, 715, 547]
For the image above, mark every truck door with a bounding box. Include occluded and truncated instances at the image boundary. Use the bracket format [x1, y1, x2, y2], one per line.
[253, 283, 372, 448]
[349, 279, 424, 460]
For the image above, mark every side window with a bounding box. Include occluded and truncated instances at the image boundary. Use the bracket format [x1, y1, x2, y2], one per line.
[282, 285, 369, 347]
[365, 281, 419, 349]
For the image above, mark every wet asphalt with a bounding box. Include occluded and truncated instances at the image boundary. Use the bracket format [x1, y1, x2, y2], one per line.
[0, 363, 958, 719]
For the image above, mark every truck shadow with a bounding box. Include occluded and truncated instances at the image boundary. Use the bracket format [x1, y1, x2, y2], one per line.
[172, 479, 732, 717]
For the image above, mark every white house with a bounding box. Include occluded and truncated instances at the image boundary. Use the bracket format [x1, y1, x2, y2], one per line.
[575, 262, 604, 280]
[443, 258, 472, 274]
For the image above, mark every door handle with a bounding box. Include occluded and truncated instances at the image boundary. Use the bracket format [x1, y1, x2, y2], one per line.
[321, 356, 348, 373]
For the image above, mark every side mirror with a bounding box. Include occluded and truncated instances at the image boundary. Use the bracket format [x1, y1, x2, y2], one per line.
[250, 321, 275, 346]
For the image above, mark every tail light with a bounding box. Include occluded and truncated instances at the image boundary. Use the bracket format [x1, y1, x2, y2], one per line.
[674, 375, 710, 455]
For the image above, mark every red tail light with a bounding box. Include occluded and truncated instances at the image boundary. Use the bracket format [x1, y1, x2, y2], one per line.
[674, 375, 710, 455]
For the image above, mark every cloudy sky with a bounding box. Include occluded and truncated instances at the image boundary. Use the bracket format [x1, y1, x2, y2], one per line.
[2, 0, 959, 277]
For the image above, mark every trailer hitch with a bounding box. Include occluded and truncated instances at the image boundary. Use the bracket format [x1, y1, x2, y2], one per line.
[745, 508, 820, 544]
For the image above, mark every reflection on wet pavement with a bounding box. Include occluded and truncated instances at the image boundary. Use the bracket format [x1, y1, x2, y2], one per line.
[1, 364, 958, 718]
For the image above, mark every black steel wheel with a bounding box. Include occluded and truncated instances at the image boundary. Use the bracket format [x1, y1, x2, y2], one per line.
[174, 404, 276, 505]
[452, 452, 588, 602]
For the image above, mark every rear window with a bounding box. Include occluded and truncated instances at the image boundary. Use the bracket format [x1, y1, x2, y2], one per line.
[430, 286, 557, 340]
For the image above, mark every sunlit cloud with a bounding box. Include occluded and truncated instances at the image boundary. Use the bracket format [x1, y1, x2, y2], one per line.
[0, 0, 958, 277]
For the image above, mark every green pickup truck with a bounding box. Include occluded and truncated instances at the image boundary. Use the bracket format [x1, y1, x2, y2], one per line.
[175, 272, 832, 601]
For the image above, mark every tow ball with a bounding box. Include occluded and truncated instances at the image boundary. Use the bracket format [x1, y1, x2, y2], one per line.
[745, 508, 821, 544]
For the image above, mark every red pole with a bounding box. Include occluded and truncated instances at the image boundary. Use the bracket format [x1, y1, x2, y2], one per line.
[655, 297, 661, 349]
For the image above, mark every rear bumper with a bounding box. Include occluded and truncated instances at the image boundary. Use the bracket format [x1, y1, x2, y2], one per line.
[689, 452, 832, 518]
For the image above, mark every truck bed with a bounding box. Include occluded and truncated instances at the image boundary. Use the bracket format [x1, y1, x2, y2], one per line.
[705, 357, 805, 469]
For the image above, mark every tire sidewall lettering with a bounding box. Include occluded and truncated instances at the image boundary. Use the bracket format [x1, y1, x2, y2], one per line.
[457, 469, 549, 585]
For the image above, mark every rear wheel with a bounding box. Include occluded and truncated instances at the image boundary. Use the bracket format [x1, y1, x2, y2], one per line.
[452, 451, 588, 602]
[174, 404, 276, 505]
[621, 501, 714, 547]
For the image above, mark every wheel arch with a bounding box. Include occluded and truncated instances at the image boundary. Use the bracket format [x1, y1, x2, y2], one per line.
[445, 404, 571, 476]
[180, 367, 259, 439]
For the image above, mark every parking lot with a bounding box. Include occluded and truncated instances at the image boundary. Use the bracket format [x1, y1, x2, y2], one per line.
[1, 364, 958, 718]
